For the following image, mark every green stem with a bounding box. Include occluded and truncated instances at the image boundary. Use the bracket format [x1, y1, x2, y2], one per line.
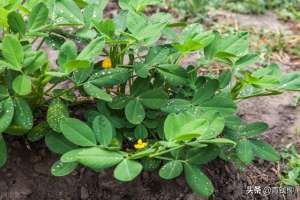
[46, 84, 77, 102]
[44, 82, 60, 95]
[149, 144, 185, 158]
[175, 53, 185, 65]
[36, 38, 45, 50]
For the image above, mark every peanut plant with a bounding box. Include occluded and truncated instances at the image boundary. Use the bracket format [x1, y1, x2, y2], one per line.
[0, 0, 300, 198]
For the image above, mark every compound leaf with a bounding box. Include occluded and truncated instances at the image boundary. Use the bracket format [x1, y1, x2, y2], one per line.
[159, 160, 183, 180]
[184, 164, 214, 197]
[114, 159, 143, 181]
[47, 99, 69, 132]
[60, 118, 96, 147]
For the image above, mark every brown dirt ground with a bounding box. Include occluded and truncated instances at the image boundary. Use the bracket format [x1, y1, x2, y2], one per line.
[1, 9, 300, 200]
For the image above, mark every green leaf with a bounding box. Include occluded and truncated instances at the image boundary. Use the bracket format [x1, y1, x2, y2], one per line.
[184, 164, 214, 197]
[84, 1, 108, 25]
[198, 95, 237, 115]
[23, 50, 47, 75]
[134, 63, 151, 78]
[0, 8, 8, 28]
[52, 89, 76, 102]
[61, 149, 84, 163]
[225, 115, 242, 129]
[71, 147, 123, 170]
[125, 100, 145, 125]
[192, 79, 219, 104]
[0, 97, 14, 133]
[58, 40, 77, 67]
[145, 46, 172, 65]
[84, 83, 112, 102]
[0, 61, 13, 72]
[89, 68, 130, 87]
[55, 0, 84, 24]
[141, 158, 161, 172]
[235, 54, 258, 68]
[198, 138, 236, 146]
[27, 122, 49, 142]
[12, 75, 32, 96]
[47, 99, 69, 132]
[164, 112, 208, 141]
[0, 86, 9, 101]
[108, 95, 129, 110]
[218, 71, 232, 89]
[72, 67, 93, 84]
[76, 28, 97, 40]
[119, 0, 161, 11]
[161, 99, 192, 113]
[134, 46, 171, 78]
[236, 140, 254, 164]
[219, 32, 249, 56]
[114, 159, 143, 181]
[44, 34, 65, 49]
[205, 32, 248, 62]
[60, 118, 96, 147]
[51, 160, 78, 176]
[159, 160, 183, 180]
[252, 64, 281, 78]
[0, 134, 7, 168]
[63, 60, 90, 74]
[10, 98, 33, 132]
[215, 52, 236, 65]
[127, 11, 166, 45]
[134, 124, 148, 139]
[279, 72, 300, 91]
[143, 119, 158, 129]
[77, 37, 105, 61]
[250, 139, 280, 161]
[92, 115, 113, 145]
[93, 19, 115, 38]
[8, 11, 26, 35]
[195, 112, 223, 140]
[186, 145, 220, 165]
[2, 35, 24, 70]
[174, 25, 215, 52]
[157, 64, 188, 86]
[139, 88, 168, 109]
[130, 78, 151, 96]
[239, 122, 268, 137]
[119, 0, 133, 10]
[45, 131, 77, 154]
[28, 3, 48, 31]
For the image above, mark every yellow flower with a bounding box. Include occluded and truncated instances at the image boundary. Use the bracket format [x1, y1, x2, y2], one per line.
[134, 139, 147, 149]
[102, 57, 112, 69]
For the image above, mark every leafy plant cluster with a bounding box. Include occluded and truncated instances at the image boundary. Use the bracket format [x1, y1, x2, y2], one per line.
[1, 0, 300, 197]
[165, 0, 300, 22]
[163, 0, 219, 20]
[222, 0, 300, 19]
[279, 145, 300, 185]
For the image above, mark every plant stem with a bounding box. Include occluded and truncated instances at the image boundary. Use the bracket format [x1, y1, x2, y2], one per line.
[36, 38, 45, 50]
[175, 53, 185, 65]
[149, 144, 185, 158]
[46, 85, 77, 102]
[44, 82, 60, 95]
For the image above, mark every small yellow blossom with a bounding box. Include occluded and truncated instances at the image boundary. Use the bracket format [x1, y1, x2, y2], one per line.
[134, 139, 147, 149]
[102, 57, 112, 69]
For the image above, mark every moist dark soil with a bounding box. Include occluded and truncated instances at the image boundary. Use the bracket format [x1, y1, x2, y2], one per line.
[2, 9, 300, 200]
